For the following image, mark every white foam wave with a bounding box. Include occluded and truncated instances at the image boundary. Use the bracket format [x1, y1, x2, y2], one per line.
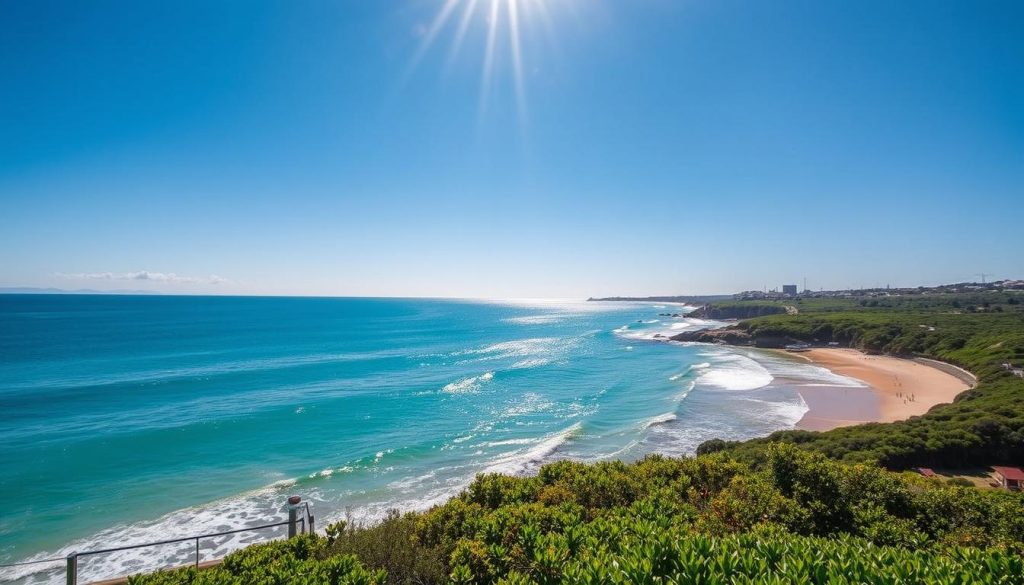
[2, 481, 299, 584]
[483, 422, 582, 476]
[500, 392, 554, 417]
[697, 353, 774, 391]
[442, 371, 495, 394]
[743, 395, 810, 428]
[456, 338, 558, 358]
[743, 351, 866, 388]
[668, 362, 711, 382]
[642, 412, 677, 430]
[451, 335, 589, 370]
[611, 316, 720, 342]
[676, 380, 697, 400]
[502, 314, 568, 325]
[329, 472, 474, 529]
[485, 438, 537, 447]
[593, 439, 641, 460]
[640, 390, 810, 457]
[511, 357, 551, 369]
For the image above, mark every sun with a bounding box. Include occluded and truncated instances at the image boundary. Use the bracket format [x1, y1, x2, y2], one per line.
[409, 0, 562, 120]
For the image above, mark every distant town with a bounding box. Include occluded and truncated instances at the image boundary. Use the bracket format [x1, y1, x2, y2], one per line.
[735, 279, 1024, 301]
[590, 279, 1024, 304]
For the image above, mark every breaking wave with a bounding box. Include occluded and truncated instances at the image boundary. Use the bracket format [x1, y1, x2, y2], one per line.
[696, 352, 774, 391]
[642, 412, 678, 429]
[483, 422, 582, 476]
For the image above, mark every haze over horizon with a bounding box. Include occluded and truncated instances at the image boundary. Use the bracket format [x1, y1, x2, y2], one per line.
[2, 1, 1022, 298]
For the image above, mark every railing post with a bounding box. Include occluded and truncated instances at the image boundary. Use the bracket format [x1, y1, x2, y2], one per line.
[307, 505, 315, 535]
[287, 495, 302, 538]
[66, 554, 77, 585]
[195, 537, 200, 569]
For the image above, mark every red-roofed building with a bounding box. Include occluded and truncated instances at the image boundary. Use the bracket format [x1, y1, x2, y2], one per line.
[992, 466, 1024, 490]
[915, 468, 936, 478]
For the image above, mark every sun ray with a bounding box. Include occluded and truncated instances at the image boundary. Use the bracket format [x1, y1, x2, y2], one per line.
[405, 0, 460, 82]
[410, 0, 571, 121]
[524, 0, 559, 57]
[446, 0, 481, 71]
[507, 0, 527, 122]
[479, 0, 502, 114]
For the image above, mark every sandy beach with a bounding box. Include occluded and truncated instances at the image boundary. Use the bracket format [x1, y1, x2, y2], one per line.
[790, 348, 975, 431]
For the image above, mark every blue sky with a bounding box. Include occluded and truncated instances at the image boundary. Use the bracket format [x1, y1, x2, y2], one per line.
[1, 0, 1022, 297]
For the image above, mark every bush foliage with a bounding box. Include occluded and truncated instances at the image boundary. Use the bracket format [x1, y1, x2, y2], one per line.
[131, 446, 1024, 584]
[127, 535, 385, 585]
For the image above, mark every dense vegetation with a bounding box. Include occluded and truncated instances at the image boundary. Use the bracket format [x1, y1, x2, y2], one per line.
[127, 537, 386, 585]
[131, 445, 1024, 584]
[685, 302, 788, 319]
[699, 293, 1024, 468]
[129, 291, 1024, 584]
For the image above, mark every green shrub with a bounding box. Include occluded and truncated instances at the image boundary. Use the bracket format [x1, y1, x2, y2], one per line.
[128, 535, 385, 585]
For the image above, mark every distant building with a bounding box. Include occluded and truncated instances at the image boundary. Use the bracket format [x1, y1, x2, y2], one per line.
[782, 284, 798, 296]
[993, 466, 1024, 490]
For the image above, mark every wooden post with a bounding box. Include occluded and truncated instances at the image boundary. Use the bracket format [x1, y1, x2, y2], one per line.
[66, 554, 77, 585]
[287, 495, 301, 538]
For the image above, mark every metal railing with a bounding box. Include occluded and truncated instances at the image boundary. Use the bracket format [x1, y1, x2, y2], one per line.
[59, 496, 315, 585]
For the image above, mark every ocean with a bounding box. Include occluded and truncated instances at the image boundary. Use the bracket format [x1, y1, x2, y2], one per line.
[0, 295, 861, 584]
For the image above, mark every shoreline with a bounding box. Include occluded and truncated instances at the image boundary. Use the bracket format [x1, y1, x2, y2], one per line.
[784, 348, 974, 431]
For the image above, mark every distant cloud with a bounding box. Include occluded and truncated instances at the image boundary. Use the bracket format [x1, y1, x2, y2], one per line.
[57, 271, 230, 285]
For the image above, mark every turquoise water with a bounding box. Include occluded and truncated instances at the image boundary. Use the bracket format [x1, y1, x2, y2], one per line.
[0, 295, 859, 583]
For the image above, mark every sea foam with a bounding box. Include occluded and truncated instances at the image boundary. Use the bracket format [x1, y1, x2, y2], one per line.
[744, 350, 866, 387]
[502, 314, 570, 325]
[442, 371, 495, 394]
[1, 480, 298, 585]
[696, 352, 774, 391]
[483, 422, 582, 476]
[642, 412, 678, 429]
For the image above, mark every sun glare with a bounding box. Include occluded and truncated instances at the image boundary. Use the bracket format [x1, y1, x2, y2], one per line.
[409, 0, 561, 120]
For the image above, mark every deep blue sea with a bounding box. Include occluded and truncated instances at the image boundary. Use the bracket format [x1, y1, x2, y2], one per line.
[0, 295, 860, 583]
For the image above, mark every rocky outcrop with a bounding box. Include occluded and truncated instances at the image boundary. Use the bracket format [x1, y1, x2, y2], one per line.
[669, 328, 753, 345]
[670, 327, 813, 349]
